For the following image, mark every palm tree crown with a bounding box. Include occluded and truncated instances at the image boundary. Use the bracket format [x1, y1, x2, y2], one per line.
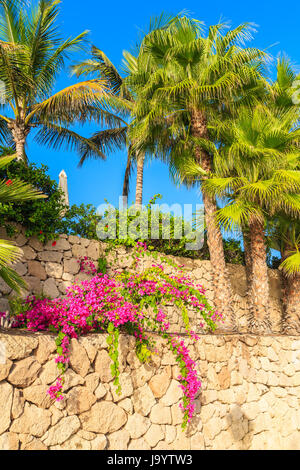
[127, 16, 268, 325]
[0, 0, 111, 162]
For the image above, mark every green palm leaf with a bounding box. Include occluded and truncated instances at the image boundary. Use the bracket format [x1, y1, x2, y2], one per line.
[280, 251, 300, 277]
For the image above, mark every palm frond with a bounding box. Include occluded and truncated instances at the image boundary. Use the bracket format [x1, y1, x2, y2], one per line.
[216, 199, 262, 232]
[280, 251, 300, 277]
[0, 238, 23, 267]
[34, 122, 107, 160]
[26, 79, 109, 123]
[0, 156, 46, 201]
[202, 176, 245, 197]
[0, 264, 27, 292]
[77, 126, 127, 166]
[91, 46, 125, 95]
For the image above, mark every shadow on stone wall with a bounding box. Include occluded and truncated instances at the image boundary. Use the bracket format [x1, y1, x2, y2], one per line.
[226, 405, 251, 450]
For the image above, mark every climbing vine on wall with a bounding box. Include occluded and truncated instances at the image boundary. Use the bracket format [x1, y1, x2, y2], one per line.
[9, 242, 223, 429]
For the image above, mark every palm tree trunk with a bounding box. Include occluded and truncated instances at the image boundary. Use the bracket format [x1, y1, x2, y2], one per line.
[9, 121, 29, 162]
[135, 152, 145, 207]
[191, 110, 235, 330]
[243, 229, 252, 285]
[123, 149, 132, 198]
[281, 245, 300, 334]
[243, 229, 254, 327]
[202, 191, 236, 330]
[283, 273, 300, 334]
[248, 216, 271, 333]
[280, 247, 289, 332]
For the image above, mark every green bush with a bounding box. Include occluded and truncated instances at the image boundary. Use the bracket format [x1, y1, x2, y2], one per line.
[0, 157, 66, 242]
[59, 203, 101, 240]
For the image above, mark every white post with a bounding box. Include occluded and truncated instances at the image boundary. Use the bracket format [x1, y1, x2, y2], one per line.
[58, 170, 70, 209]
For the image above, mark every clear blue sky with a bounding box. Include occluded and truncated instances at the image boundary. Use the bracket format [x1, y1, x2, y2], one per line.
[27, 0, 300, 212]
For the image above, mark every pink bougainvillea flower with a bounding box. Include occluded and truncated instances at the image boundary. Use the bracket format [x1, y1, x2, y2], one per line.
[12, 242, 222, 427]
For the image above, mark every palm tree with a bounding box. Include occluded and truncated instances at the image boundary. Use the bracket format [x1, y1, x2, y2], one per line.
[0, 154, 45, 292]
[72, 46, 134, 198]
[264, 57, 300, 333]
[129, 16, 267, 325]
[268, 216, 300, 333]
[73, 14, 173, 205]
[73, 46, 158, 206]
[200, 105, 300, 332]
[0, 0, 111, 163]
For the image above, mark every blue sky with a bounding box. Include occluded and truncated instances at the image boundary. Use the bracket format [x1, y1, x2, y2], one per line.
[27, 0, 300, 214]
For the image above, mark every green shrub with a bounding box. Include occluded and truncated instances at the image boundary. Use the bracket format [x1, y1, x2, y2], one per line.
[0, 157, 66, 242]
[59, 203, 101, 240]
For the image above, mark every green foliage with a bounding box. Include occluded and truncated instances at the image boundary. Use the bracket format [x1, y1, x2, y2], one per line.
[0, 157, 106, 244]
[58, 193, 246, 265]
[135, 342, 152, 363]
[59, 203, 101, 240]
[0, 158, 66, 242]
[98, 195, 246, 264]
[266, 251, 281, 269]
[97, 257, 108, 274]
[106, 322, 121, 394]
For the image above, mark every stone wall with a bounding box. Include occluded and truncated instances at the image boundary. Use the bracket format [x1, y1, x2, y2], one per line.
[0, 330, 300, 450]
[0, 227, 298, 450]
[0, 227, 284, 333]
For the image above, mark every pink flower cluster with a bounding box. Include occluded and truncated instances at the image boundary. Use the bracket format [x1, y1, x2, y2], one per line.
[11, 243, 221, 426]
[47, 377, 64, 401]
[78, 256, 98, 275]
[173, 336, 202, 423]
[123, 264, 223, 330]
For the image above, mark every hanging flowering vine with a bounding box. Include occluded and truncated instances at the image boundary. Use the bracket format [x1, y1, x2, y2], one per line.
[11, 243, 223, 429]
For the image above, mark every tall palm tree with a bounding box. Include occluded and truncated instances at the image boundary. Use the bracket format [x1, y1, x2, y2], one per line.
[73, 14, 173, 205]
[268, 216, 300, 333]
[199, 105, 300, 332]
[264, 57, 300, 333]
[129, 16, 267, 325]
[73, 46, 158, 206]
[0, 0, 111, 163]
[72, 46, 134, 198]
[0, 154, 45, 292]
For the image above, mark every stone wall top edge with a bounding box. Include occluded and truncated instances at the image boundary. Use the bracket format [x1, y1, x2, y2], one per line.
[0, 328, 299, 340]
[0, 225, 282, 276]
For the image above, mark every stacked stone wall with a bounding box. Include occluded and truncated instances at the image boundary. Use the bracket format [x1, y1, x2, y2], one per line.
[0, 227, 283, 333]
[0, 226, 298, 450]
[0, 330, 299, 450]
